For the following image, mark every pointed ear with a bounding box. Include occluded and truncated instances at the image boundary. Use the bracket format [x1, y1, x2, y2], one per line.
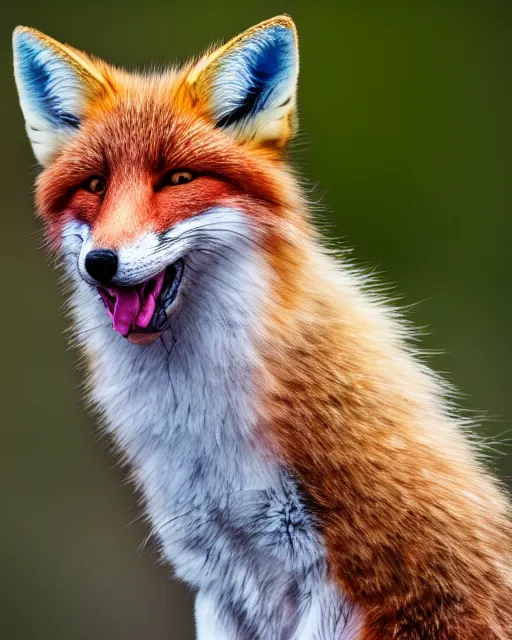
[187, 16, 299, 147]
[13, 27, 109, 166]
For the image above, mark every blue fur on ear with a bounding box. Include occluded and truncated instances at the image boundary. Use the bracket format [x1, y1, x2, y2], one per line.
[212, 25, 297, 129]
[14, 30, 82, 129]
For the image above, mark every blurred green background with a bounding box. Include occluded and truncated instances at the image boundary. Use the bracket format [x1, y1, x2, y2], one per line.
[1, 1, 510, 638]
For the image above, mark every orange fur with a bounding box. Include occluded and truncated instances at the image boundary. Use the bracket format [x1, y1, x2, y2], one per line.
[257, 216, 512, 637]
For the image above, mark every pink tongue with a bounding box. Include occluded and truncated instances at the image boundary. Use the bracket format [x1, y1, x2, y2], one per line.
[111, 288, 144, 336]
[100, 271, 166, 337]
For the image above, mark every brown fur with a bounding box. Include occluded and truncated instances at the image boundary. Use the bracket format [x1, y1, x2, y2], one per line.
[258, 215, 512, 638]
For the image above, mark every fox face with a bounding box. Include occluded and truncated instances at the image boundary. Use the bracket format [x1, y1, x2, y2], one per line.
[14, 17, 300, 344]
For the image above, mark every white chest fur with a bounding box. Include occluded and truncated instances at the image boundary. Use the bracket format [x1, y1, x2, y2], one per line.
[62, 209, 360, 639]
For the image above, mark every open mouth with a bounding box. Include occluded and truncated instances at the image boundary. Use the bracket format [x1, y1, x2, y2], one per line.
[98, 259, 184, 344]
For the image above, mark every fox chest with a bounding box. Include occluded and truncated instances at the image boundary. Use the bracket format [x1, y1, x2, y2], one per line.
[88, 327, 317, 584]
[84, 311, 359, 638]
[123, 379, 320, 590]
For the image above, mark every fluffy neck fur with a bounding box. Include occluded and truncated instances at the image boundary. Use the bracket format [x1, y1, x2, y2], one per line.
[260, 226, 512, 639]
[68, 205, 512, 638]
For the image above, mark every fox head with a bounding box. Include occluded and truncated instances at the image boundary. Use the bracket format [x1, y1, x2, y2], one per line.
[13, 17, 303, 344]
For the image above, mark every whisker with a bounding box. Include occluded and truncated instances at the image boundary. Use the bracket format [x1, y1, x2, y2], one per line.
[140, 506, 200, 552]
[159, 223, 259, 251]
[61, 232, 85, 241]
[70, 323, 110, 340]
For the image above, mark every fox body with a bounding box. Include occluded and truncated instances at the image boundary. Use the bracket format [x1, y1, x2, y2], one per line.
[13, 16, 512, 639]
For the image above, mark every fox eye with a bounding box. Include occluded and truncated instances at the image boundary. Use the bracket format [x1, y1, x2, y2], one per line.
[163, 171, 194, 187]
[84, 176, 107, 195]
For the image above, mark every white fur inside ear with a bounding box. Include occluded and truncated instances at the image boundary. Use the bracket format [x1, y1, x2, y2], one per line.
[13, 29, 89, 165]
[210, 24, 298, 143]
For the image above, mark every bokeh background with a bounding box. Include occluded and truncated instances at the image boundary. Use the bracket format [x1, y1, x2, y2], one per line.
[1, 1, 510, 638]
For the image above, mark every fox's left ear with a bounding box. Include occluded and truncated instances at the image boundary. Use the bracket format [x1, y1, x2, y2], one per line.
[186, 16, 299, 147]
[13, 27, 109, 166]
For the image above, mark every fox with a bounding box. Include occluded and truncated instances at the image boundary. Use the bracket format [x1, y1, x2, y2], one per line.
[12, 14, 512, 640]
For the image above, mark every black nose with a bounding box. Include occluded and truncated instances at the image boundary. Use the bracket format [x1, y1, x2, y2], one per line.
[84, 249, 118, 285]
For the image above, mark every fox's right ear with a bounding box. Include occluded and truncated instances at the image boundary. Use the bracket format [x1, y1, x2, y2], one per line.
[13, 27, 109, 166]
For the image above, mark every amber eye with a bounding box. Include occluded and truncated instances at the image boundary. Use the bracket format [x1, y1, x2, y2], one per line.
[85, 176, 107, 195]
[163, 170, 194, 187]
